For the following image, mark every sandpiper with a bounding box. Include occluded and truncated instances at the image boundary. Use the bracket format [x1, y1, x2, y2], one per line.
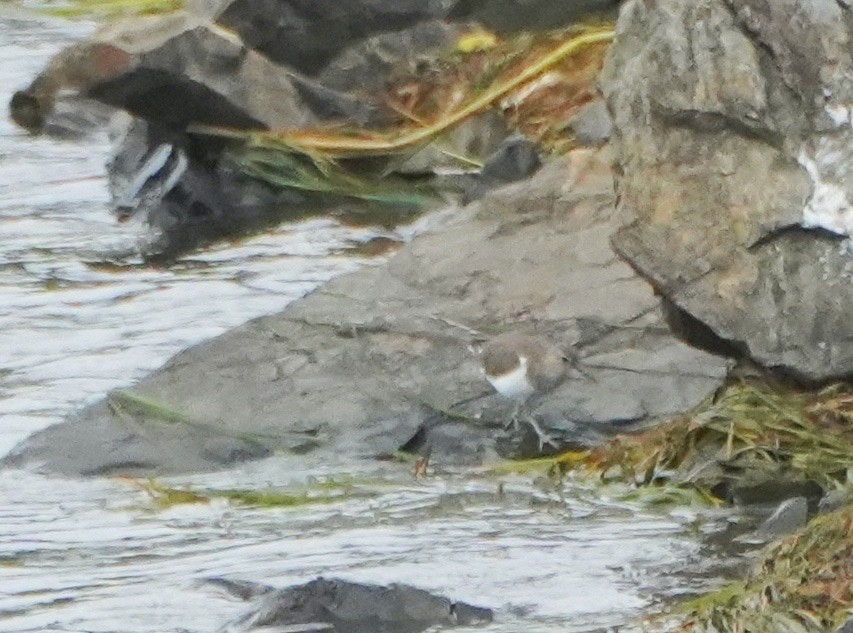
[480, 332, 566, 449]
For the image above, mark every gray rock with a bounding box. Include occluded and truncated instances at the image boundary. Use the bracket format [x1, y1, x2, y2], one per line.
[818, 488, 853, 515]
[756, 497, 809, 538]
[226, 577, 493, 632]
[566, 99, 612, 148]
[476, 134, 540, 189]
[318, 20, 464, 96]
[2, 147, 731, 476]
[203, 577, 276, 600]
[91, 13, 312, 131]
[836, 619, 853, 633]
[285, 71, 388, 128]
[12, 12, 312, 135]
[600, 0, 853, 382]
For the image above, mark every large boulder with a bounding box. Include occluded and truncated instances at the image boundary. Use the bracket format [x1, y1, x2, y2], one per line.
[2, 148, 730, 477]
[600, 0, 853, 382]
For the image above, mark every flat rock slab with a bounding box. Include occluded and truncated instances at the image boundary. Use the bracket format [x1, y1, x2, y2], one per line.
[3, 148, 730, 477]
[601, 0, 853, 381]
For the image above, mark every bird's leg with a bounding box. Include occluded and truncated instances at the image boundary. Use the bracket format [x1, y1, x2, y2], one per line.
[504, 401, 522, 431]
[518, 411, 558, 452]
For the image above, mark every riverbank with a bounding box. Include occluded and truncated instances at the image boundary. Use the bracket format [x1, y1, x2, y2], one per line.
[4, 0, 852, 631]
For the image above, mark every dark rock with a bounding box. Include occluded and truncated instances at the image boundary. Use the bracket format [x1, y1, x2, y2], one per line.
[447, 0, 620, 34]
[106, 117, 310, 260]
[215, 0, 454, 75]
[9, 89, 115, 139]
[227, 577, 493, 632]
[756, 497, 808, 538]
[476, 134, 541, 191]
[725, 477, 823, 508]
[2, 148, 731, 476]
[600, 0, 853, 382]
[13, 9, 498, 259]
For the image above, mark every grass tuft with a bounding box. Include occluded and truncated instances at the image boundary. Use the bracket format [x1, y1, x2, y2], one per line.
[668, 504, 853, 632]
[575, 380, 853, 501]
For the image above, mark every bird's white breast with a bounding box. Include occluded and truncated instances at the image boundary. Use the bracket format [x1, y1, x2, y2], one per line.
[486, 357, 535, 401]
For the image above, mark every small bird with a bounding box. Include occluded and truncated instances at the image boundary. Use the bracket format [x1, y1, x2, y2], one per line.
[480, 332, 566, 449]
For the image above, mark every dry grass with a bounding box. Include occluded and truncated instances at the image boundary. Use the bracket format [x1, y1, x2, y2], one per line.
[577, 380, 853, 499]
[388, 24, 611, 153]
[194, 25, 614, 202]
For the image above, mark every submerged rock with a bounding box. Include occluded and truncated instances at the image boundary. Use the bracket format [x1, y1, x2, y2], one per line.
[218, 577, 493, 632]
[601, 0, 853, 381]
[2, 147, 730, 476]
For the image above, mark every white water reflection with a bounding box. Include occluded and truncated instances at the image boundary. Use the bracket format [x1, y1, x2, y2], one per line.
[0, 11, 740, 633]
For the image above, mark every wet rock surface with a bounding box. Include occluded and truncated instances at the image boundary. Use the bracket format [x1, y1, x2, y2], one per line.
[600, 0, 853, 382]
[216, 577, 493, 632]
[3, 148, 731, 476]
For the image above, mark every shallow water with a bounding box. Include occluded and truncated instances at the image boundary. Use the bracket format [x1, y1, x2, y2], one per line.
[0, 12, 746, 633]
